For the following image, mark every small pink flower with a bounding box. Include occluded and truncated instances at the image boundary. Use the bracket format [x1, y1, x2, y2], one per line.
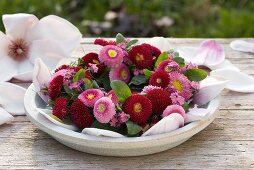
[141, 85, 163, 94]
[105, 90, 118, 104]
[78, 89, 104, 107]
[109, 63, 130, 83]
[133, 68, 144, 76]
[94, 97, 116, 123]
[170, 92, 185, 105]
[99, 45, 124, 68]
[69, 79, 83, 91]
[110, 112, 130, 127]
[191, 81, 200, 91]
[157, 59, 177, 73]
[162, 105, 186, 118]
[88, 63, 98, 73]
[181, 62, 198, 72]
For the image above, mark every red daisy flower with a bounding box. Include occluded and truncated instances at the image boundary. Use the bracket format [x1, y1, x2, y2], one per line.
[70, 99, 94, 129]
[141, 43, 161, 58]
[94, 38, 116, 46]
[123, 95, 152, 124]
[82, 53, 106, 75]
[149, 70, 170, 88]
[147, 89, 172, 115]
[48, 75, 64, 100]
[53, 96, 69, 120]
[128, 45, 154, 69]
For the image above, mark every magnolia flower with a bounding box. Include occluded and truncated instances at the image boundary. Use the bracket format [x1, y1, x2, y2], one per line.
[0, 13, 82, 82]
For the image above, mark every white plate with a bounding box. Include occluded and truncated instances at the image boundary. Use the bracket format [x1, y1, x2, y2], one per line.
[24, 84, 220, 157]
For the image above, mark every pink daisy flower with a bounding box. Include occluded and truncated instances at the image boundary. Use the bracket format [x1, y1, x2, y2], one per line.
[190, 81, 200, 91]
[105, 90, 119, 104]
[69, 79, 83, 91]
[141, 85, 163, 94]
[99, 45, 124, 68]
[109, 63, 130, 83]
[157, 59, 178, 73]
[168, 71, 192, 100]
[88, 63, 99, 73]
[110, 112, 130, 127]
[162, 105, 186, 118]
[93, 97, 116, 123]
[170, 92, 185, 105]
[78, 89, 104, 107]
[133, 68, 144, 76]
[181, 62, 198, 72]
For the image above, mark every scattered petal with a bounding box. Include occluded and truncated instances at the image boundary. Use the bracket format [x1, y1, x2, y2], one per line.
[0, 107, 14, 125]
[0, 82, 26, 115]
[36, 108, 78, 131]
[210, 68, 254, 92]
[142, 113, 184, 136]
[209, 59, 239, 71]
[230, 40, 254, 53]
[81, 128, 124, 138]
[176, 47, 200, 64]
[185, 108, 209, 123]
[144, 37, 172, 52]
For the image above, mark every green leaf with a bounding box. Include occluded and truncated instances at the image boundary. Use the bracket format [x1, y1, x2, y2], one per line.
[173, 57, 185, 67]
[182, 102, 190, 112]
[63, 85, 72, 96]
[116, 33, 125, 44]
[155, 52, 168, 68]
[129, 75, 149, 86]
[84, 78, 93, 89]
[73, 69, 85, 82]
[92, 80, 100, 89]
[126, 39, 138, 49]
[143, 69, 153, 77]
[111, 80, 131, 103]
[126, 121, 142, 136]
[184, 69, 208, 81]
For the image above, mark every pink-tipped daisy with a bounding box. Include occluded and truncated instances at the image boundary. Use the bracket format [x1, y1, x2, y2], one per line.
[78, 89, 104, 107]
[141, 85, 163, 94]
[168, 71, 192, 100]
[99, 45, 124, 68]
[162, 105, 186, 118]
[109, 63, 130, 83]
[157, 59, 180, 73]
[170, 92, 185, 105]
[93, 97, 116, 123]
[105, 90, 119, 104]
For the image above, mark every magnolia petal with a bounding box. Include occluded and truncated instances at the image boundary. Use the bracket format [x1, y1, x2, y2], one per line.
[36, 108, 78, 131]
[28, 15, 82, 54]
[185, 108, 209, 123]
[11, 58, 34, 81]
[33, 58, 51, 103]
[2, 13, 39, 41]
[29, 39, 69, 70]
[176, 47, 201, 64]
[0, 107, 14, 125]
[209, 59, 239, 71]
[0, 82, 25, 115]
[81, 128, 125, 138]
[145, 37, 172, 52]
[210, 68, 254, 92]
[142, 113, 184, 136]
[230, 40, 254, 53]
[193, 77, 228, 105]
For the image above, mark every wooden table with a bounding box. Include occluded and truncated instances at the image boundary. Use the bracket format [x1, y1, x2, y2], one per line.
[1, 38, 254, 169]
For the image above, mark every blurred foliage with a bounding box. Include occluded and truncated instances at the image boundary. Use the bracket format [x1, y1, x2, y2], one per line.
[0, 0, 254, 37]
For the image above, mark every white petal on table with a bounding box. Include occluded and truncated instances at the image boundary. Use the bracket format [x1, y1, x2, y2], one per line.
[193, 77, 228, 105]
[211, 68, 254, 92]
[35, 108, 78, 131]
[144, 37, 173, 52]
[185, 108, 209, 124]
[82, 128, 125, 138]
[0, 107, 14, 125]
[142, 113, 184, 136]
[33, 58, 51, 103]
[209, 59, 240, 71]
[230, 40, 254, 53]
[0, 82, 26, 115]
[2, 13, 39, 42]
[28, 15, 82, 54]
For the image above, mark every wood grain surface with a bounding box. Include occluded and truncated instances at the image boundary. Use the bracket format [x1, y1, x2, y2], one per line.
[0, 38, 253, 169]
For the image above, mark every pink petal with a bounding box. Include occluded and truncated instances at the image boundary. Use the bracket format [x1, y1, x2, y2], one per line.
[0, 107, 14, 125]
[144, 37, 172, 52]
[193, 77, 228, 105]
[230, 40, 254, 53]
[210, 68, 254, 92]
[36, 108, 78, 131]
[33, 58, 51, 102]
[81, 128, 124, 138]
[2, 13, 39, 41]
[185, 108, 209, 123]
[0, 82, 26, 115]
[142, 113, 184, 136]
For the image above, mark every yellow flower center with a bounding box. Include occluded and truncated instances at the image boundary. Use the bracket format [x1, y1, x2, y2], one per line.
[108, 49, 117, 58]
[172, 80, 183, 91]
[87, 94, 95, 100]
[133, 103, 142, 113]
[156, 78, 162, 84]
[98, 104, 106, 112]
[135, 54, 144, 61]
[120, 69, 127, 79]
[92, 59, 100, 64]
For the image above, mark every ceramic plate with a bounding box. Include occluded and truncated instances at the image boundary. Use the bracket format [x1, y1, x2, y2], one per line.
[24, 84, 220, 157]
